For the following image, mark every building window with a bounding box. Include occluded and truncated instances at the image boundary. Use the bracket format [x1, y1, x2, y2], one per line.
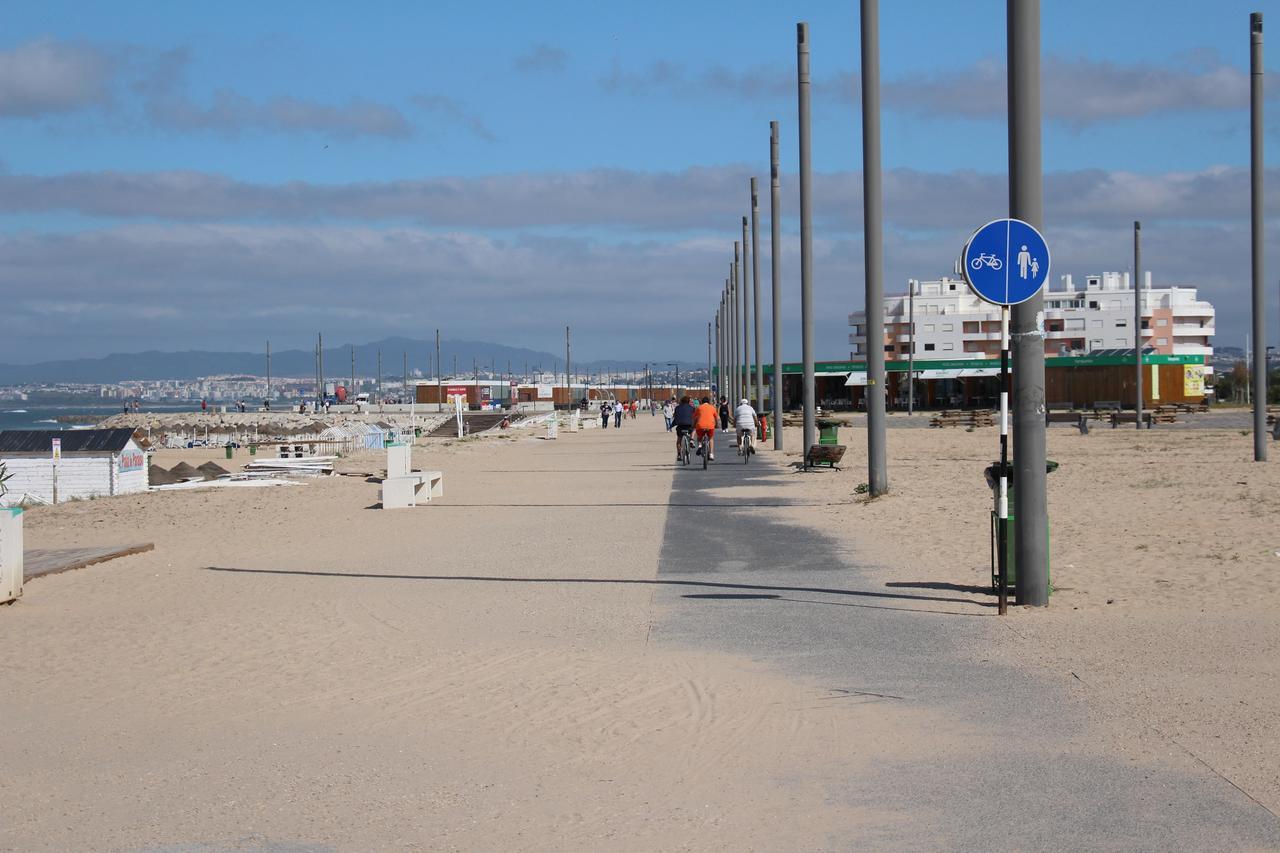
[899, 344, 910, 353]
[942, 342, 954, 351]
[1141, 319, 1150, 329]
[1116, 319, 1127, 327]
[884, 344, 894, 352]
[1091, 319, 1103, 329]
[1156, 318, 1168, 326]
[1090, 339, 1104, 349]
[923, 324, 935, 333]
[941, 323, 954, 332]
[963, 321, 980, 333]
[924, 343, 936, 352]
[1156, 337, 1168, 346]
[1066, 318, 1085, 331]
[852, 324, 863, 335]
[1089, 301, 1099, 309]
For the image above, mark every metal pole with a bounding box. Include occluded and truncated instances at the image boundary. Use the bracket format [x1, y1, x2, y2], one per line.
[266, 340, 271, 403]
[1251, 12, 1267, 461]
[351, 345, 356, 398]
[742, 217, 751, 405]
[707, 321, 712, 400]
[797, 21, 817, 453]
[770, 120, 784, 450]
[1134, 221, 1144, 429]
[566, 325, 572, 410]
[907, 279, 915, 415]
[436, 329, 442, 413]
[1009, 0, 1049, 606]
[732, 251, 740, 405]
[377, 349, 382, 400]
[751, 179, 764, 411]
[862, 0, 889, 496]
[318, 332, 324, 410]
[997, 306, 1011, 616]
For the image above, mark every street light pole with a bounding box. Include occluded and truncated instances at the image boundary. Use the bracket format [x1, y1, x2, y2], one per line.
[907, 279, 915, 416]
[751, 179, 763, 411]
[742, 217, 751, 406]
[796, 21, 817, 453]
[1009, 0, 1050, 606]
[1250, 12, 1267, 461]
[1134, 221, 1144, 429]
[861, 0, 889, 496]
[770, 120, 784, 450]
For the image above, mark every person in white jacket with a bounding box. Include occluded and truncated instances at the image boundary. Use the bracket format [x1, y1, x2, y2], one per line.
[734, 399, 757, 452]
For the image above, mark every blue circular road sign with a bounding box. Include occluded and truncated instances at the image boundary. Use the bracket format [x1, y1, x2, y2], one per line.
[962, 218, 1051, 306]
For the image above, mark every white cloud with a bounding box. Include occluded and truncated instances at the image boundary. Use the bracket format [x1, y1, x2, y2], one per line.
[0, 38, 114, 117]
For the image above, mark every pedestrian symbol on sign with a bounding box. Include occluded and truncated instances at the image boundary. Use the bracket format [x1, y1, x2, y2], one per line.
[962, 218, 1051, 306]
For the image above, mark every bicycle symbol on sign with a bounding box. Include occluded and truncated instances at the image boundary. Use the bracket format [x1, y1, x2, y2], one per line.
[970, 253, 1003, 271]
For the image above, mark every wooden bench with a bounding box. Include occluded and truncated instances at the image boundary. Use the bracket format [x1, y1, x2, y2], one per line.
[804, 444, 846, 470]
[1110, 411, 1157, 428]
[930, 409, 995, 429]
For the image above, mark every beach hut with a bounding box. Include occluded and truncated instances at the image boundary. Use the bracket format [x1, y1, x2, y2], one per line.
[0, 429, 148, 506]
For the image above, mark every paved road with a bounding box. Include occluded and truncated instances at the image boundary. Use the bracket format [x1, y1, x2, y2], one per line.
[650, 426, 1280, 850]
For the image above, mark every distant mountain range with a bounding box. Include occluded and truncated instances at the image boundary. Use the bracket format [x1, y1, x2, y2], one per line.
[0, 337, 697, 384]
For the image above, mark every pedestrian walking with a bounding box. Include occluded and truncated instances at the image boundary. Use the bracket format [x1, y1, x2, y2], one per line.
[718, 396, 730, 432]
[663, 399, 675, 431]
[600, 400, 610, 429]
[614, 401, 623, 428]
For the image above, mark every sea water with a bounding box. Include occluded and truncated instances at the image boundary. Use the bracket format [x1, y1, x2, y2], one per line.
[0, 404, 195, 431]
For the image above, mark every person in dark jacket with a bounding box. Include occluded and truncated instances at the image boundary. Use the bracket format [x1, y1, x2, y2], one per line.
[672, 395, 697, 460]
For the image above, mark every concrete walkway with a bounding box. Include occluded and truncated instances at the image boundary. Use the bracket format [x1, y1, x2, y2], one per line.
[651, 424, 1280, 850]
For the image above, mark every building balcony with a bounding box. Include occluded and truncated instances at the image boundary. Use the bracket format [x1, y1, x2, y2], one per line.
[1172, 324, 1214, 337]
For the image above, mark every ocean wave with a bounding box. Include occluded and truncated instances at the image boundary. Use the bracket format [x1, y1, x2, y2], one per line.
[34, 419, 59, 423]
[6, 409, 28, 413]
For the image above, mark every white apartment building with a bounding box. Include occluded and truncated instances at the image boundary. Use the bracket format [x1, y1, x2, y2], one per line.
[849, 271, 1215, 369]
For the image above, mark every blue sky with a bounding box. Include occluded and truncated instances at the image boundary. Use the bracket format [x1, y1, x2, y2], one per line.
[1, 0, 1277, 365]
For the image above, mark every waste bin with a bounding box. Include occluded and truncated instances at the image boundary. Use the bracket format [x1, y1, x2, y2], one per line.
[225, 445, 233, 459]
[985, 460, 1057, 592]
[817, 418, 841, 445]
[248, 444, 257, 456]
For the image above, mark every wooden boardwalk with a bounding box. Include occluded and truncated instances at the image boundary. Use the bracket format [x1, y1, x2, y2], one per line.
[24, 544, 155, 581]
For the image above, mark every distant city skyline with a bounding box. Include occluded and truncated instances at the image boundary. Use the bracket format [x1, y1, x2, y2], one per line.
[0, 0, 1276, 364]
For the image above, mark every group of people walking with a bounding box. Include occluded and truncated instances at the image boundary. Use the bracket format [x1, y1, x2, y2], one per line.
[598, 399, 640, 428]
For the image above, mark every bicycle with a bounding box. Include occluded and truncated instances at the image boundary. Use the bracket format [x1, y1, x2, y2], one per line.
[738, 428, 753, 463]
[698, 431, 711, 469]
[970, 253, 1002, 271]
[678, 429, 692, 466]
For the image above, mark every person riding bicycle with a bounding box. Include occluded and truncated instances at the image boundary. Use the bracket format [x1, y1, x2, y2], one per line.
[672, 395, 697, 461]
[694, 396, 718, 461]
[734, 398, 758, 452]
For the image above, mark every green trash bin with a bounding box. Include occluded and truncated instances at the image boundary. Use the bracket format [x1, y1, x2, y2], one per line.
[986, 460, 1058, 592]
[225, 445, 233, 460]
[249, 444, 257, 456]
[817, 418, 841, 445]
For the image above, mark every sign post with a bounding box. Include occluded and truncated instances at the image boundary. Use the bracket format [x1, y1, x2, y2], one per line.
[51, 438, 61, 505]
[963, 217, 1050, 615]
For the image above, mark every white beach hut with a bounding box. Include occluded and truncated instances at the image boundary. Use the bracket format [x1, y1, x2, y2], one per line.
[0, 429, 148, 506]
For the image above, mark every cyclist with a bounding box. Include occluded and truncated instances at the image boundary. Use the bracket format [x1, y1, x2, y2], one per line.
[694, 396, 718, 461]
[672, 395, 697, 461]
[734, 398, 758, 453]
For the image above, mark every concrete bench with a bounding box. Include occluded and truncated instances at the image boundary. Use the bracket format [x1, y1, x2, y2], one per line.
[381, 443, 443, 508]
[381, 471, 444, 508]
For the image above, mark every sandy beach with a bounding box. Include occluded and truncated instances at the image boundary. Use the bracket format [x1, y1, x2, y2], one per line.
[2, 415, 1278, 850]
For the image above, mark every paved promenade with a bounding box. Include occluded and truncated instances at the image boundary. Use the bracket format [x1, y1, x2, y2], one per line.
[1, 415, 1277, 851]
